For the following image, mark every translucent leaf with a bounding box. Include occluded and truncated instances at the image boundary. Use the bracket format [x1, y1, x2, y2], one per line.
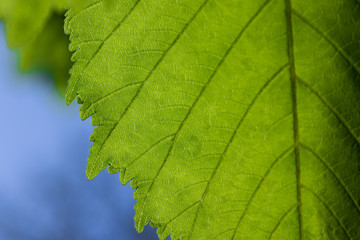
[66, 0, 360, 239]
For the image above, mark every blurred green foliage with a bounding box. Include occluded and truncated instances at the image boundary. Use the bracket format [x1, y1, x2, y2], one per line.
[0, 0, 87, 95]
[18, 12, 71, 94]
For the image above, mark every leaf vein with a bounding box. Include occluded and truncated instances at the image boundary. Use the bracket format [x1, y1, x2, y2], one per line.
[302, 185, 352, 239]
[268, 204, 297, 240]
[67, 0, 142, 103]
[300, 143, 360, 213]
[192, 63, 288, 237]
[190, 60, 288, 238]
[66, 0, 102, 24]
[162, 200, 201, 233]
[211, 229, 236, 240]
[292, 9, 360, 75]
[125, 134, 176, 169]
[92, 0, 210, 181]
[173, 181, 208, 196]
[186, 0, 282, 237]
[83, 81, 142, 118]
[230, 146, 294, 239]
[298, 77, 360, 147]
[285, 1, 303, 238]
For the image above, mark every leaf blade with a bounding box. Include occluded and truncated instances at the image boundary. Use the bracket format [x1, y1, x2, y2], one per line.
[67, 0, 360, 239]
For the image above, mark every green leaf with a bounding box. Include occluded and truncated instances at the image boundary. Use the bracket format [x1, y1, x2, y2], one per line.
[66, 0, 360, 239]
[0, 0, 85, 95]
[0, 0, 54, 47]
[0, 0, 88, 47]
[17, 12, 72, 94]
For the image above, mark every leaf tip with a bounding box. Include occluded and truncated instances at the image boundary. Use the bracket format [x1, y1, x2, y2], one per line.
[65, 90, 76, 105]
[85, 167, 98, 181]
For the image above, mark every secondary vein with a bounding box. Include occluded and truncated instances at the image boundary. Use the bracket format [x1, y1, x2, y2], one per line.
[90, 0, 209, 180]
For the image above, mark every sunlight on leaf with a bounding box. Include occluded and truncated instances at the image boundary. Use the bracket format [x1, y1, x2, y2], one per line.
[66, 0, 360, 239]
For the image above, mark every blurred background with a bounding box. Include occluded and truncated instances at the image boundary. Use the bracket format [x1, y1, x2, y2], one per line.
[0, 22, 158, 240]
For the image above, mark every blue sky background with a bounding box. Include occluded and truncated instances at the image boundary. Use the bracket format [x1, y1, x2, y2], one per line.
[0, 22, 158, 240]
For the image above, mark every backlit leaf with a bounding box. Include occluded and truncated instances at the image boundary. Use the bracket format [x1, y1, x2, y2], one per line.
[66, 0, 360, 239]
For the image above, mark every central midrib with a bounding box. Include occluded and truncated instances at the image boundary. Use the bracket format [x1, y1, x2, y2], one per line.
[285, 0, 303, 239]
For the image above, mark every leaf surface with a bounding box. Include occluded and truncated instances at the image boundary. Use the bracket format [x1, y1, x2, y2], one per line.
[66, 0, 360, 239]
